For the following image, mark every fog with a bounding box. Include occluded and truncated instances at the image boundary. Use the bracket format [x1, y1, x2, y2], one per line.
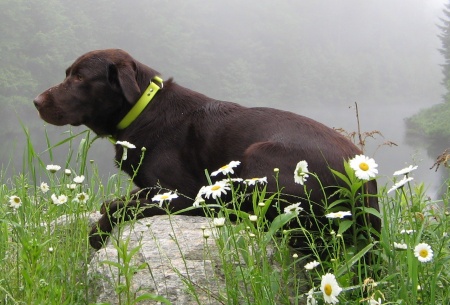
[1, 0, 448, 197]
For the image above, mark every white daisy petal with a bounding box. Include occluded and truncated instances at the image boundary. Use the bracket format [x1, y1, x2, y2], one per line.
[320, 273, 342, 304]
[40, 182, 50, 193]
[304, 260, 320, 270]
[414, 243, 433, 263]
[211, 161, 241, 176]
[213, 217, 226, 227]
[244, 177, 267, 185]
[393, 165, 418, 176]
[325, 211, 352, 219]
[73, 175, 85, 184]
[152, 191, 178, 207]
[294, 160, 309, 185]
[46, 164, 61, 173]
[387, 176, 413, 193]
[9, 196, 22, 209]
[349, 155, 378, 180]
[203, 181, 230, 200]
[393, 242, 407, 250]
[284, 202, 303, 215]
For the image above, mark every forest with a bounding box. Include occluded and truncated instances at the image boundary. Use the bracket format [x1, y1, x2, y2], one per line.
[0, 0, 448, 187]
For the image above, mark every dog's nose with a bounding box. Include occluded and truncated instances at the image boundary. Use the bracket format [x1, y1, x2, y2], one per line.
[33, 95, 45, 110]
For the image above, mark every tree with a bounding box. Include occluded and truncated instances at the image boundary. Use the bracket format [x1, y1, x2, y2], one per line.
[406, 1, 450, 153]
[438, 2, 450, 102]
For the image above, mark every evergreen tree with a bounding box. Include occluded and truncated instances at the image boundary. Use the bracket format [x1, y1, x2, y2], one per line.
[438, 1, 450, 102]
[406, 0, 450, 151]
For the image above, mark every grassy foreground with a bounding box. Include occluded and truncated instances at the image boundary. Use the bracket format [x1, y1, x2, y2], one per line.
[0, 129, 449, 305]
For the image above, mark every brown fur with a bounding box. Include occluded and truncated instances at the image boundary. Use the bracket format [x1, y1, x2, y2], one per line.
[33, 49, 380, 250]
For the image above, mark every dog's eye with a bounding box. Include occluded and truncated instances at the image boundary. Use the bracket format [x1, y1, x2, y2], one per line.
[75, 74, 83, 81]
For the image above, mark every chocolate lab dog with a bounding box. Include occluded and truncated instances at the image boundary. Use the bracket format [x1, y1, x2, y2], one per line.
[33, 49, 380, 250]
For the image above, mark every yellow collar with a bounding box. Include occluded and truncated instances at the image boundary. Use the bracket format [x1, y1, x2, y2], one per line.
[117, 76, 163, 129]
[109, 76, 163, 143]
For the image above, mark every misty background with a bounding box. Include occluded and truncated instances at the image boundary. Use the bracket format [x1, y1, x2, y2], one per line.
[1, 0, 448, 197]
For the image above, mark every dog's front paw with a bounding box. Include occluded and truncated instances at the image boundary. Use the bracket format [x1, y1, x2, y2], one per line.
[89, 215, 113, 250]
[99, 199, 119, 214]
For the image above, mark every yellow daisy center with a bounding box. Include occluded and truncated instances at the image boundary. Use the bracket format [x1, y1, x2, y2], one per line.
[359, 162, 369, 171]
[419, 249, 428, 258]
[324, 283, 332, 296]
[13, 197, 20, 203]
[220, 165, 229, 170]
[211, 185, 221, 191]
[161, 195, 169, 199]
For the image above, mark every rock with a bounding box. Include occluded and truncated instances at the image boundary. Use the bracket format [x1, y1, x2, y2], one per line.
[88, 215, 225, 304]
[87, 215, 307, 305]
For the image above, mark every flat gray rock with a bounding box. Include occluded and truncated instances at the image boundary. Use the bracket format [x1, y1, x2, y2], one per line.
[87, 215, 306, 305]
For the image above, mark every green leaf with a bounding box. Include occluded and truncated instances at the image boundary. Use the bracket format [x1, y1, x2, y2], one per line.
[133, 293, 172, 304]
[336, 242, 376, 277]
[355, 206, 382, 219]
[327, 198, 350, 210]
[338, 220, 354, 235]
[43, 129, 90, 153]
[263, 213, 295, 245]
[100, 260, 123, 269]
[329, 168, 351, 187]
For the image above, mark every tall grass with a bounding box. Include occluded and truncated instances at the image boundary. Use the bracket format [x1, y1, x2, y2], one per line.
[0, 127, 449, 304]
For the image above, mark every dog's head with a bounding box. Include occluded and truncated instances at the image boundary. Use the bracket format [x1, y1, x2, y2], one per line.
[33, 49, 156, 136]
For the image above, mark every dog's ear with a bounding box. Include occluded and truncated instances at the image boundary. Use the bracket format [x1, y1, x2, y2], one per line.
[107, 63, 141, 105]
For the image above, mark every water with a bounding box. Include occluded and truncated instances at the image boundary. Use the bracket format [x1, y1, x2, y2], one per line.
[294, 99, 447, 198]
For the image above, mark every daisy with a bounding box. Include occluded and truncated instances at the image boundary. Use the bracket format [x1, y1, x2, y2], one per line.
[46, 164, 61, 173]
[213, 217, 226, 227]
[304, 260, 320, 270]
[393, 165, 418, 176]
[211, 161, 241, 176]
[64, 169, 72, 176]
[244, 177, 268, 186]
[73, 192, 89, 204]
[116, 140, 136, 160]
[9, 195, 22, 209]
[294, 160, 309, 185]
[152, 191, 178, 207]
[203, 230, 210, 239]
[40, 182, 49, 193]
[320, 273, 342, 304]
[51, 194, 68, 205]
[368, 298, 382, 305]
[249, 215, 258, 222]
[326, 211, 352, 219]
[387, 176, 413, 193]
[192, 186, 207, 207]
[73, 175, 85, 184]
[400, 229, 415, 235]
[349, 155, 378, 180]
[306, 288, 317, 305]
[393, 242, 407, 250]
[66, 184, 77, 190]
[414, 243, 433, 263]
[192, 195, 205, 207]
[284, 202, 303, 215]
[203, 181, 230, 200]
